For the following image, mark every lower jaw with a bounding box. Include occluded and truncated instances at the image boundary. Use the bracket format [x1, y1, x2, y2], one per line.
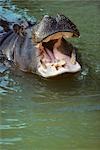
[37, 61, 81, 78]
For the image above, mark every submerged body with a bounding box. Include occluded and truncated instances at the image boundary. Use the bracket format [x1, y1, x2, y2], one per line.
[0, 14, 81, 78]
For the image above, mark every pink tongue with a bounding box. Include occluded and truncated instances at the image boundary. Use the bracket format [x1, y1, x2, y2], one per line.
[42, 48, 55, 63]
[46, 48, 55, 62]
[42, 48, 71, 64]
[53, 48, 67, 60]
[53, 48, 71, 65]
[42, 50, 51, 63]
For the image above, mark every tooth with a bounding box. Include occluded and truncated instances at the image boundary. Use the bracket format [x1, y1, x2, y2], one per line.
[40, 60, 47, 69]
[51, 60, 66, 68]
[58, 60, 66, 66]
[70, 49, 76, 64]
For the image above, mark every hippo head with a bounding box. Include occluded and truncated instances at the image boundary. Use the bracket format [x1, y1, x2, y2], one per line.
[0, 14, 81, 78]
[32, 14, 81, 78]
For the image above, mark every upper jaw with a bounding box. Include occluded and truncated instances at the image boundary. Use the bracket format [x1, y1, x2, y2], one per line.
[32, 14, 80, 43]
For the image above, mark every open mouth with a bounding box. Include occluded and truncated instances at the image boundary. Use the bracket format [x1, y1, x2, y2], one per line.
[35, 32, 81, 78]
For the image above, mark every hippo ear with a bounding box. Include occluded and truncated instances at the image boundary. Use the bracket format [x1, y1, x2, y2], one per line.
[0, 18, 10, 32]
[13, 24, 26, 36]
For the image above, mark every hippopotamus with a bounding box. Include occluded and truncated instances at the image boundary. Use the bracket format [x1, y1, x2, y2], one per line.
[0, 14, 81, 78]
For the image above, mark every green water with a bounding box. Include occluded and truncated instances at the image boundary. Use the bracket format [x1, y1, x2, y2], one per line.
[0, 1, 100, 150]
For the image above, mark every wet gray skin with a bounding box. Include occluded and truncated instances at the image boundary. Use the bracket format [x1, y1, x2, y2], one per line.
[0, 14, 81, 78]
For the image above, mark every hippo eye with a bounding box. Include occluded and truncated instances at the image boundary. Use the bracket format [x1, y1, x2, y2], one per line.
[43, 15, 49, 19]
[43, 15, 53, 21]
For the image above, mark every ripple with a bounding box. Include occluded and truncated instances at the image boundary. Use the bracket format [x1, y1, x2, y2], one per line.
[0, 137, 22, 145]
[0, 74, 20, 95]
[6, 119, 19, 122]
[0, 87, 7, 95]
[55, 104, 100, 113]
[96, 64, 100, 73]
[0, 123, 27, 130]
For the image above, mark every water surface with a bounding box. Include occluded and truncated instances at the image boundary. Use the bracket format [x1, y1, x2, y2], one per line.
[0, 1, 100, 150]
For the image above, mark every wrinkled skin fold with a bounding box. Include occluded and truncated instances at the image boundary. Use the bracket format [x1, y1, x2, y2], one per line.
[0, 14, 81, 78]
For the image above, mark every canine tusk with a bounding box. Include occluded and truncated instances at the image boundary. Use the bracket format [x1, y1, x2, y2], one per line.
[70, 49, 76, 64]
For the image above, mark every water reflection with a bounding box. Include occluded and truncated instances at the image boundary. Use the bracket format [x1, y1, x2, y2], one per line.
[0, 71, 20, 95]
[0, 137, 22, 145]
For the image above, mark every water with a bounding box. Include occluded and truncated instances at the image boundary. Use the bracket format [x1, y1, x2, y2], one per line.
[0, 1, 100, 150]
